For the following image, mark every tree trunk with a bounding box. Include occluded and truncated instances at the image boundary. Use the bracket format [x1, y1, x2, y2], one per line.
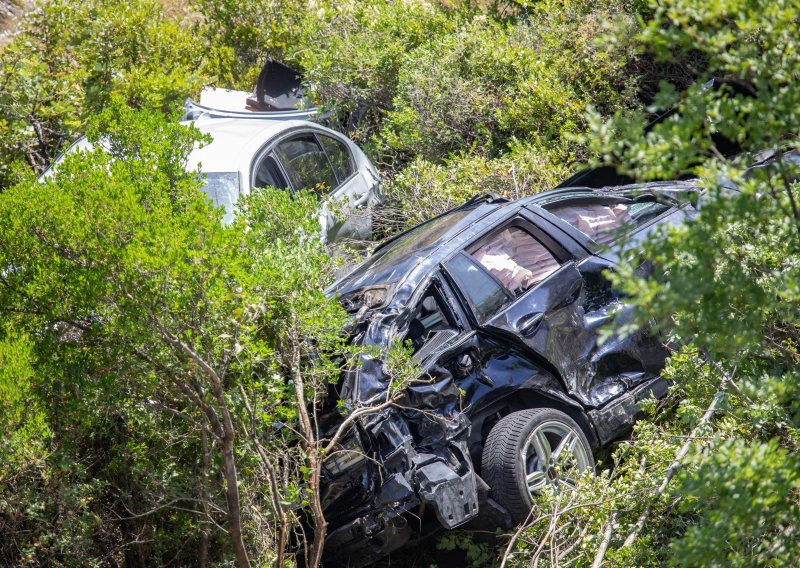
[221, 433, 250, 568]
[199, 428, 210, 568]
[289, 341, 327, 568]
[115, 416, 146, 568]
[307, 454, 327, 568]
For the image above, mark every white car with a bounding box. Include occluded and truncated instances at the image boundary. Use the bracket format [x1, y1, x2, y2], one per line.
[185, 109, 381, 241]
[43, 61, 382, 242]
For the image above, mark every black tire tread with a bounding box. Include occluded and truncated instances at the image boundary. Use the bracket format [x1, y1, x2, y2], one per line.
[481, 408, 593, 524]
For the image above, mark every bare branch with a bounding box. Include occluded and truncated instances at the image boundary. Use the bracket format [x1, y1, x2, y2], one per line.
[145, 399, 216, 440]
[621, 356, 731, 548]
[130, 347, 224, 441]
[590, 510, 618, 568]
[500, 500, 608, 568]
[323, 399, 394, 455]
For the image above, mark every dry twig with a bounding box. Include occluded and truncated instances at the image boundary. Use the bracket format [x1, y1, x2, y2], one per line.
[621, 359, 732, 548]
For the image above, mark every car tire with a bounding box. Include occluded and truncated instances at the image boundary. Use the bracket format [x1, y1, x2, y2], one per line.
[481, 408, 595, 524]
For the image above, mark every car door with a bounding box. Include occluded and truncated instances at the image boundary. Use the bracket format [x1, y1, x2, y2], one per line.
[445, 214, 641, 406]
[314, 132, 374, 241]
[484, 261, 597, 400]
[271, 131, 339, 194]
[536, 198, 673, 397]
[252, 130, 373, 240]
[442, 218, 599, 403]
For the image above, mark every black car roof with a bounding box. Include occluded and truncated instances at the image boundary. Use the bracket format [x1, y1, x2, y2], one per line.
[328, 180, 700, 306]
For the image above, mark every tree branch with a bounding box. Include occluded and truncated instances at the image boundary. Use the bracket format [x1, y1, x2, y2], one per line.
[590, 510, 618, 568]
[621, 357, 731, 548]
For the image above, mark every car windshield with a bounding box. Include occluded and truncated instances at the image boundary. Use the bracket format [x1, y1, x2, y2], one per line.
[368, 208, 475, 272]
[201, 172, 240, 224]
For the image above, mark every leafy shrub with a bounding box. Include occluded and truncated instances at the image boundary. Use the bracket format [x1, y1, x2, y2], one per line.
[674, 438, 800, 566]
[0, 99, 352, 566]
[382, 18, 502, 161]
[0, 0, 208, 186]
[381, 141, 571, 230]
[297, 0, 457, 139]
[195, 0, 309, 88]
[384, 1, 640, 163]
[507, 0, 800, 566]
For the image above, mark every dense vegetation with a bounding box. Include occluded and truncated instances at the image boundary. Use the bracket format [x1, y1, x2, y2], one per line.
[1, 0, 798, 566]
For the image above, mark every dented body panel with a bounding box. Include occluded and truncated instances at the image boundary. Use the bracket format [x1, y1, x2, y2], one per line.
[320, 182, 699, 566]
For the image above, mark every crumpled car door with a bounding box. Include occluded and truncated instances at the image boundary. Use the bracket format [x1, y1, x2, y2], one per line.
[484, 262, 598, 402]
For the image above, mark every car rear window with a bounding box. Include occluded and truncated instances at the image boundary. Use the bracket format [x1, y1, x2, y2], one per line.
[547, 200, 670, 244]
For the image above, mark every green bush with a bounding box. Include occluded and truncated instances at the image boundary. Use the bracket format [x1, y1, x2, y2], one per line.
[384, 1, 639, 163]
[297, 0, 457, 140]
[9, 0, 800, 565]
[0, 100, 349, 566]
[195, 0, 309, 89]
[381, 141, 571, 230]
[0, 0, 208, 187]
[674, 438, 800, 566]
[507, 0, 800, 566]
[382, 18, 501, 161]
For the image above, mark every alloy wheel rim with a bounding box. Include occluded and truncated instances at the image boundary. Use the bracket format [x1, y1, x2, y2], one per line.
[522, 420, 591, 494]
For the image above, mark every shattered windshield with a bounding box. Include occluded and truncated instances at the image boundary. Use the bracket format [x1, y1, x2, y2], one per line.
[369, 208, 475, 271]
[331, 204, 486, 300]
[201, 172, 240, 224]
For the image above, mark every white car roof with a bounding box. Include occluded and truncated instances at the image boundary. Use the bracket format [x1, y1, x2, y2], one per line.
[184, 116, 308, 174]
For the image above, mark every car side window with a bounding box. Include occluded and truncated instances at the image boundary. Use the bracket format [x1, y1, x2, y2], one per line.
[274, 133, 338, 194]
[253, 153, 289, 190]
[547, 198, 670, 245]
[468, 226, 562, 296]
[445, 252, 511, 321]
[318, 134, 354, 184]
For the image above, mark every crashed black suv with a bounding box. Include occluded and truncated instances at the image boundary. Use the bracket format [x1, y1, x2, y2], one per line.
[319, 181, 698, 565]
